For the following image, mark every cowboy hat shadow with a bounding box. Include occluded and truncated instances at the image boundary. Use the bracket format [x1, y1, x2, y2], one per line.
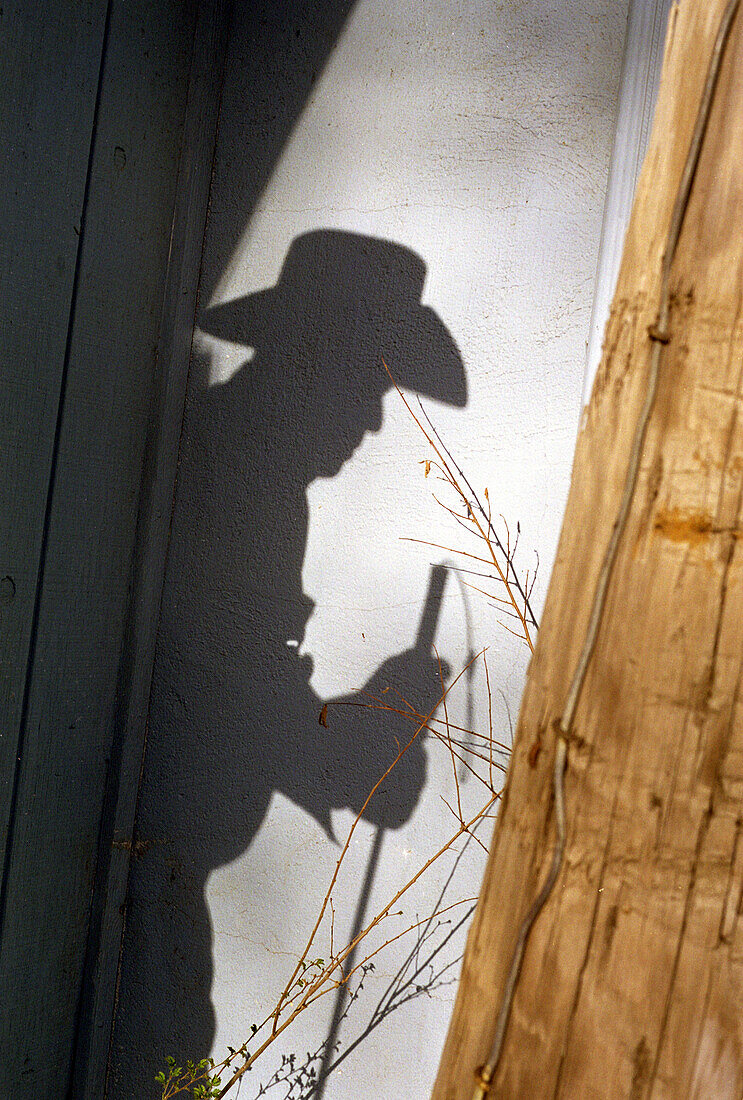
[201, 229, 466, 480]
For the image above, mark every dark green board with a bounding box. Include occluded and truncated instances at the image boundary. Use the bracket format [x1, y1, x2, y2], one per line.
[0, 0, 109, 915]
[0, 1, 229, 1094]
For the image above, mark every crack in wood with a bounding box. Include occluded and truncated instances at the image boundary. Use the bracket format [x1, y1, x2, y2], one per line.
[553, 792, 619, 1098]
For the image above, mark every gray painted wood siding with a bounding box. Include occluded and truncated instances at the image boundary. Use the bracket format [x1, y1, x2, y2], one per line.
[0, 0, 109, 928]
[0, 2, 228, 1094]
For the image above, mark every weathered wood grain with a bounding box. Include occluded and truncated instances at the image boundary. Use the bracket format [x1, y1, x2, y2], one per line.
[432, 2, 743, 1097]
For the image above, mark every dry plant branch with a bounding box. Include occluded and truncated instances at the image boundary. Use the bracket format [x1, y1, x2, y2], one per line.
[383, 361, 538, 654]
[211, 672, 501, 1099]
[300, 830, 486, 1099]
[156, 381, 541, 1100]
[155, 647, 506, 1100]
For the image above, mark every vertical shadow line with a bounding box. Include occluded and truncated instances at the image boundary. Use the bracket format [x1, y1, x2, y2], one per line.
[314, 826, 385, 1100]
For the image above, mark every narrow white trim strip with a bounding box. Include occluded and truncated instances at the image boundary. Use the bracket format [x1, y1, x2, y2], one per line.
[583, 0, 674, 404]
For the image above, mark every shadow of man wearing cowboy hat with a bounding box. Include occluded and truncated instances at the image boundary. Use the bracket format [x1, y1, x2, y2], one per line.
[108, 230, 466, 1094]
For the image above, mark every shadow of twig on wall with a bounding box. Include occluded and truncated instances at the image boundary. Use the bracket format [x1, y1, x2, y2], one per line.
[249, 836, 481, 1100]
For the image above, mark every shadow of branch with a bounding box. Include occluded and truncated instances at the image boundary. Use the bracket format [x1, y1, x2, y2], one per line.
[248, 836, 481, 1099]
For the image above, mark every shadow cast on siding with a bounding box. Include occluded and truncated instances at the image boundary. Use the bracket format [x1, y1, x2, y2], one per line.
[108, 226, 466, 1096]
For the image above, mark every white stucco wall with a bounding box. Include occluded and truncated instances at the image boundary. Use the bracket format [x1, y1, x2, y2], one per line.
[111, 2, 631, 1097]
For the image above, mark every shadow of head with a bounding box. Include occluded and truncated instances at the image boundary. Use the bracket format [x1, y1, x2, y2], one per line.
[190, 230, 467, 841]
[201, 229, 467, 478]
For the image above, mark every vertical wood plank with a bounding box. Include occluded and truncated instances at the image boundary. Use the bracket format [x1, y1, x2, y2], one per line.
[73, 4, 232, 1095]
[0, 0, 109, 910]
[0, 1, 227, 1093]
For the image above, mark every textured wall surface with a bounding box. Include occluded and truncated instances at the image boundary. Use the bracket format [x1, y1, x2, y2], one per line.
[109, 2, 628, 1096]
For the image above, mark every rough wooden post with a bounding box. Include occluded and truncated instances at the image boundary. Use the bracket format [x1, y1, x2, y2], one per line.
[432, 2, 743, 1097]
